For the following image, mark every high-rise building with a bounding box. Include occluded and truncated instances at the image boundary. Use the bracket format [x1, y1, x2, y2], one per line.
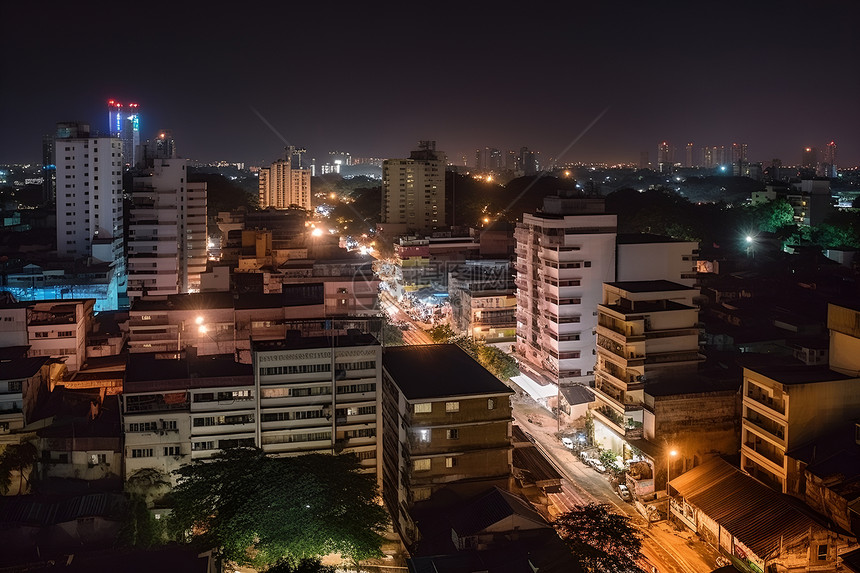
[639, 151, 650, 170]
[657, 141, 671, 173]
[514, 192, 617, 387]
[801, 147, 819, 169]
[516, 147, 538, 175]
[685, 143, 694, 168]
[822, 141, 837, 177]
[54, 122, 125, 297]
[474, 148, 483, 170]
[486, 147, 502, 171]
[731, 142, 748, 163]
[128, 157, 207, 299]
[380, 141, 446, 233]
[258, 149, 312, 210]
[107, 99, 141, 166]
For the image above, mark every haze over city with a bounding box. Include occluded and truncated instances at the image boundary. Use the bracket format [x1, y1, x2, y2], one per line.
[2, 1, 858, 166]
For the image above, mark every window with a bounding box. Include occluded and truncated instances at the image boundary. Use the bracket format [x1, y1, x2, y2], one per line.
[413, 458, 431, 471]
[445, 401, 459, 413]
[131, 448, 153, 458]
[164, 446, 180, 456]
[416, 429, 430, 443]
[128, 422, 157, 432]
[488, 398, 495, 410]
[445, 457, 457, 468]
[162, 420, 177, 430]
[414, 402, 432, 414]
[8, 381, 22, 393]
[34, 332, 49, 338]
[446, 429, 459, 440]
[89, 453, 106, 465]
[818, 545, 828, 561]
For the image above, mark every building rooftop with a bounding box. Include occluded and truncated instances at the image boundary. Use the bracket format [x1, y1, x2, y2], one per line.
[383, 344, 513, 401]
[616, 233, 693, 244]
[125, 353, 253, 393]
[605, 280, 695, 293]
[742, 359, 857, 386]
[0, 356, 49, 381]
[787, 422, 860, 502]
[560, 384, 594, 405]
[252, 332, 379, 352]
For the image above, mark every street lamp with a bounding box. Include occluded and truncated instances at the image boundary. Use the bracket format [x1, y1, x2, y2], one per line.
[667, 449, 678, 494]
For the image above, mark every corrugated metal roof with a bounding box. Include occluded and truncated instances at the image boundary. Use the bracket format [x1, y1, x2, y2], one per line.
[670, 458, 821, 558]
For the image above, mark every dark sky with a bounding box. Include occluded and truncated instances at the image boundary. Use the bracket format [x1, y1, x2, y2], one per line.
[2, 1, 858, 167]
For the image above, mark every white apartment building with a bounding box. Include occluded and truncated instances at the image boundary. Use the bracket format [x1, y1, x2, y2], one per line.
[252, 334, 381, 479]
[128, 158, 207, 299]
[258, 158, 311, 210]
[741, 302, 860, 493]
[54, 122, 125, 295]
[380, 141, 446, 233]
[122, 353, 256, 484]
[616, 234, 699, 287]
[591, 281, 702, 453]
[514, 193, 617, 387]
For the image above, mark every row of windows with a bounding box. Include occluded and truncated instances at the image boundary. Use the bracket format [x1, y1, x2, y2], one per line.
[413, 399, 496, 414]
[413, 457, 458, 471]
[260, 431, 332, 445]
[192, 414, 254, 427]
[415, 428, 459, 442]
[259, 361, 377, 377]
[261, 409, 325, 422]
[128, 420, 178, 432]
[193, 390, 252, 402]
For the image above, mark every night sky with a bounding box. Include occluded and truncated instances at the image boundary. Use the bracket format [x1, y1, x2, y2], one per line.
[2, 1, 858, 167]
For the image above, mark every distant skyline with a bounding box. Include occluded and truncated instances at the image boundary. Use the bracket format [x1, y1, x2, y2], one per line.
[2, 2, 858, 167]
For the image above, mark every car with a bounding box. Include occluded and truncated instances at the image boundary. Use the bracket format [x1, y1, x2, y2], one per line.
[561, 437, 574, 449]
[580, 451, 591, 464]
[616, 484, 632, 501]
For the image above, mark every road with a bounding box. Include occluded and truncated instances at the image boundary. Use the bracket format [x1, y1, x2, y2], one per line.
[513, 394, 722, 573]
[379, 290, 433, 345]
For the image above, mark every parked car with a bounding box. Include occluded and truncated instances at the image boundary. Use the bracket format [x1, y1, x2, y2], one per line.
[580, 451, 592, 464]
[616, 484, 632, 501]
[588, 459, 607, 473]
[561, 437, 574, 449]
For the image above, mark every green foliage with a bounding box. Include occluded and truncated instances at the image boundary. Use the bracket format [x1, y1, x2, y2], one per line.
[445, 335, 518, 382]
[265, 557, 337, 573]
[554, 503, 643, 572]
[118, 494, 164, 548]
[380, 316, 405, 346]
[584, 412, 595, 446]
[168, 448, 388, 569]
[189, 172, 258, 216]
[0, 441, 38, 495]
[427, 323, 456, 343]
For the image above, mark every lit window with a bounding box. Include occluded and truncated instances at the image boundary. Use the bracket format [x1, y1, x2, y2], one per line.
[446, 429, 459, 440]
[413, 459, 431, 471]
[414, 402, 432, 414]
[416, 429, 430, 443]
[445, 401, 459, 413]
[445, 457, 457, 468]
[488, 398, 495, 410]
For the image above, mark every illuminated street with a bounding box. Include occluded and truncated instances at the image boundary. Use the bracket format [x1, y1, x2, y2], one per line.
[512, 394, 723, 573]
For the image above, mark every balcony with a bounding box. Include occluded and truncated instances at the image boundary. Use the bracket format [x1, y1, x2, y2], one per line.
[742, 415, 785, 447]
[746, 388, 785, 416]
[743, 437, 784, 468]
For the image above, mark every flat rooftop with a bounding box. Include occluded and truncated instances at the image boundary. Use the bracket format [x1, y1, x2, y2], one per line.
[606, 280, 695, 293]
[383, 344, 513, 400]
[743, 358, 857, 385]
[252, 333, 379, 352]
[617, 233, 692, 244]
[125, 353, 253, 393]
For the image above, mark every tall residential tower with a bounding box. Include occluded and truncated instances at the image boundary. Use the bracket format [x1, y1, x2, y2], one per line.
[380, 141, 446, 234]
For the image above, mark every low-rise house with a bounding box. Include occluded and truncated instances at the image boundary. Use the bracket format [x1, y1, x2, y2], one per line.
[670, 457, 856, 572]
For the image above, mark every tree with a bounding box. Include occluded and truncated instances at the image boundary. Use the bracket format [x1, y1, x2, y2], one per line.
[118, 494, 163, 548]
[554, 503, 643, 572]
[379, 315, 405, 347]
[427, 323, 455, 343]
[168, 448, 388, 569]
[0, 441, 38, 495]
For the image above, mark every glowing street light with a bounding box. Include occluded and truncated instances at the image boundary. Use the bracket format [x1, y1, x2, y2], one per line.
[667, 449, 678, 494]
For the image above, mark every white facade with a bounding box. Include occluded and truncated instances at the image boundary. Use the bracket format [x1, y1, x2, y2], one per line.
[381, 141, 446, 231]
[26, 299, 94, 373]
[616, 239, 699, 287]
[514, 195, 616, 385]
[253, 337, 382, 478]
[128, 159, 207, 299]
[258, 159, 311, 210]
[54, 125, 124, 287]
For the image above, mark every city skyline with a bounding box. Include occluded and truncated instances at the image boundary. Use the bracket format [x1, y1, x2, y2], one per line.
[1, 2, 858, 167]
